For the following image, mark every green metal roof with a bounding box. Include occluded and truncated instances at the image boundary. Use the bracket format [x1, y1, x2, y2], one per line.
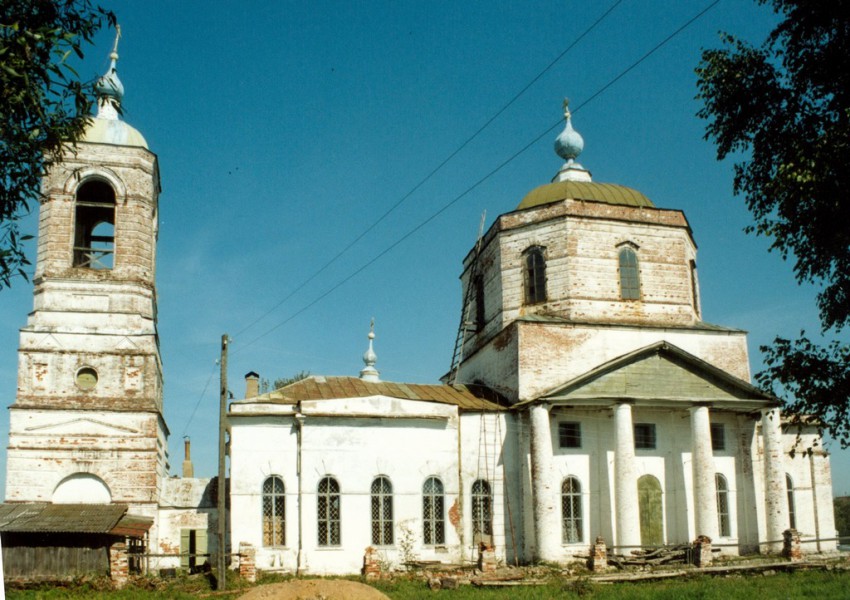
[518, 181, 654, 210]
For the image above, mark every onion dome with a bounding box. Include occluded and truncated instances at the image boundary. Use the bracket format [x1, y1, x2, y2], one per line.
[359, 319, 380, 382]
[553, 98, 591, 183]
[81, 26, 148, 149]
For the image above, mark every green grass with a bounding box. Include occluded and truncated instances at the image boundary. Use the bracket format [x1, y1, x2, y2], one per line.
[5, 569, 849, 599]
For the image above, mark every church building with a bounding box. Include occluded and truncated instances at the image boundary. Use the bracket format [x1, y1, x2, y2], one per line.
[2, 41, 837, 580]
[227, 103, 837, 574]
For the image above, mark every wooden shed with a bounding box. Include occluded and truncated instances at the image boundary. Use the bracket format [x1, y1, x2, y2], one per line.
[0, 503, 152, 582]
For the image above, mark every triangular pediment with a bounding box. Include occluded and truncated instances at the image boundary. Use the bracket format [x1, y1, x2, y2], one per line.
[34, 333, 63, 350]
[537, 342, 775, 409]
[114, 336, 138, 350]
[25, 417, 140, 436]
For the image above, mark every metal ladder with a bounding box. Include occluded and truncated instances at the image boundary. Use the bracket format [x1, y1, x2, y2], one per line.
[448, 212, 486, 385]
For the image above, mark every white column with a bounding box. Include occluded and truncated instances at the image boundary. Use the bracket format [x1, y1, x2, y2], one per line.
[761, 407, 789, 552]
[613, 402, 641, 550]
[529, 403, 560, 561]
[690, 405, 718, 540]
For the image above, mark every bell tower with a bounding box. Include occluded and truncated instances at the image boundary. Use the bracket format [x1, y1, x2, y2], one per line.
[5, 31, 168, 524]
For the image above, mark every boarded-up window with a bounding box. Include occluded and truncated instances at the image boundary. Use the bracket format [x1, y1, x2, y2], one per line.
[638, 474, 663, 547]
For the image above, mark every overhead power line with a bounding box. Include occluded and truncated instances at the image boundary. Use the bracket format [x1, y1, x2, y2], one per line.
[232, 0, 721, 356]
[232, 0, 625, 340]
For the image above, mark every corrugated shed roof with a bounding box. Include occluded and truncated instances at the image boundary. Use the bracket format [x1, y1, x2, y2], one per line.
[0, 503, 152, 536]
[244, 377, 506, 411]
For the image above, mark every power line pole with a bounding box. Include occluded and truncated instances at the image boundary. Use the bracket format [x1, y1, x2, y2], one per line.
[217, 334, 228, 591]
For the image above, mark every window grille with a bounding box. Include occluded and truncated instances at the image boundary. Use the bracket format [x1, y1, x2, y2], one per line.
[715, 474, 731, 537]
[423, 477, 445, 545]
[471, 479, 493, 542]
[371, 476, 394, 546]
[786, 474, 796, 530]
[561, 476, 583, 543]
[618, 247, 640, 300]
[558, 422, 581, 448]
[523, 247, 547, 304]
[634, 423, 656, 449]
[317, 476, 341, 546]
[262, 476, 285, 546]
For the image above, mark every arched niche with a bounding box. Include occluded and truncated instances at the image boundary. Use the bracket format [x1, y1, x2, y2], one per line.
[52, 473, 112, 504]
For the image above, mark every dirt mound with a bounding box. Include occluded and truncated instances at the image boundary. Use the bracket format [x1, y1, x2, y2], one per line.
[237, 579, 390, 600]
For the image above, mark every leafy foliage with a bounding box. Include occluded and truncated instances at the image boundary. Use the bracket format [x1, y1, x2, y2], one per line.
[0, 0, 114, 289]
[259, 371, 311, 393]
[696, 1, 850, 445]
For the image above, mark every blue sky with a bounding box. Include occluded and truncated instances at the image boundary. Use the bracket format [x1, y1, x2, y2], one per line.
[2, 0, 848, 498]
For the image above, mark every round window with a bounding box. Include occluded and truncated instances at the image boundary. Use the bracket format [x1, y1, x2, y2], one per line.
[76, 367, 98, 390]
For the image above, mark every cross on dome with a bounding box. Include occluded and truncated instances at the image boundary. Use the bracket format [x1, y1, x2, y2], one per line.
[553, 97, 592, 183]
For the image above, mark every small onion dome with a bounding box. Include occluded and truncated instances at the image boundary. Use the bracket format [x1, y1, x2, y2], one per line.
[360, 319, 380, 382]
[553, 98, 590, 183]
[517, 181, 655, 211]
[554, 112, 583, 162]
[95, 52, 124, 101]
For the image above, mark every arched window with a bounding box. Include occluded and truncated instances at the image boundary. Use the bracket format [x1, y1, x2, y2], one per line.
[471, 479, 493, 543]
[618, 246, 640, 300]
[561, 476, 583, 543]
[474, 274, 485, 330]
[786, 474, 796, 530]
[371, 476, 393, 546]
[74, 180, 115, 269]
[689, 259, 700, 316]
[523, 246, 547, 304]
[262, 476, 285, 546]
[715, 474, 730, 537]
[422, 477, 445, 545]
[317, 476, 341, 546]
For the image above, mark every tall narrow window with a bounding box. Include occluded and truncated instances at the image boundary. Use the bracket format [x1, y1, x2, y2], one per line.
[618, 246, 640, 300]
[74, 180, 116, 269]
[423, 477, 445, 545]
[715, 474, 730, 537]
[371, 476, 393, 546]
[317, 476, 341, 546]
[262, 476, 285, 546]
[561, 476, 583, 543]
[786, 474, 796, 530]
[689, 260, 700, 316]
[523, 246, 547, 304]
[710, 423, 725, 452]
[474, 274, 485, 331]
[471, 479, 493, 543]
